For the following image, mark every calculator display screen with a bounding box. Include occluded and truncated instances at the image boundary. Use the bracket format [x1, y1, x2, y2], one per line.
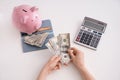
[84, 20, 104, 32]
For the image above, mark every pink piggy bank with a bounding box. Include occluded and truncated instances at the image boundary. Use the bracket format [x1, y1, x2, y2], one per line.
[12, 5, 42, 34]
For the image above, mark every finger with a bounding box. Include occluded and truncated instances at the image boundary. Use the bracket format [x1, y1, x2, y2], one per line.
[50, 55, 58, 61]
[53, 66, 59, 70]
[71, 47, 83, 53]
[68, 49, 75, 58]
[64, 63, 69, 66]
[58, 62, 61, 69]
[68, 60, 72, 64]
[70, 47, 82, 56]
[54, 56, 61, 63]
[70, 59, 73, 62]
[70, 47, 79, 53]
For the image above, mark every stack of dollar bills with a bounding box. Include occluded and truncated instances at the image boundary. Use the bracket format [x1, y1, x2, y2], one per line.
[46, 33, 71, 64]
[24, 32, 49, 47]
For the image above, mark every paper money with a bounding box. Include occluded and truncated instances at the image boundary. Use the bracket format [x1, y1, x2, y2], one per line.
[58, 33, 71, 64]
[24, 32, 49, 47]
[34, 33, 49, 47]
[58, 33, 70, 53]
[46, 33, 71, 64]
[45, 42, 54, 54]
[49, 37, 60, 55]
[24, 34, 37, 45]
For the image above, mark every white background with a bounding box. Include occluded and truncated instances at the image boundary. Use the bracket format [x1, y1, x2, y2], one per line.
[0, 0, 120, 80]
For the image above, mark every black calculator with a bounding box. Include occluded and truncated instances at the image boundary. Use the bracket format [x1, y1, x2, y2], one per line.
[74, 17, 107, 50]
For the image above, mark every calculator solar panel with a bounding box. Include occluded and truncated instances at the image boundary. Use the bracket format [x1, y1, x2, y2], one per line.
[74, 17, 107, 50]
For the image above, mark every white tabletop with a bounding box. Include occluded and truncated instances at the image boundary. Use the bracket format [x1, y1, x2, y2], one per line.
[0, 0, 120, 80]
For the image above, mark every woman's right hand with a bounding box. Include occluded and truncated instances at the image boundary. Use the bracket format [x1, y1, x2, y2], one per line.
[68, 47, 95, 80]
[68, 47, 85, 69]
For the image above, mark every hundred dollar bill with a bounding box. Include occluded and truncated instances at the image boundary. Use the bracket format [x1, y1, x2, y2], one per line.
[58, 33, 70, 53]
[58, 33, 71, 64]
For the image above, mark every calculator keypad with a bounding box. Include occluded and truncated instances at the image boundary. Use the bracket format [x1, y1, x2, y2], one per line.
[76, 30, 101, 48]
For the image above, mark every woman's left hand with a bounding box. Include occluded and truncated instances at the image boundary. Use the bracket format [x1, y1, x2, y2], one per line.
[38, 55, 61, 80]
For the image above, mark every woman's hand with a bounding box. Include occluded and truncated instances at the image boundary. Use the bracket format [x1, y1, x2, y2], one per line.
[68, 47, 95, 80]
[43, 55, 61, 75]
[38, 55, 61, 80]
[68, 47, 85, 69]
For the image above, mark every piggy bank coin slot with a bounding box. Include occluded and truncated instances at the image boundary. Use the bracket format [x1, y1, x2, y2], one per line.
[22, 9, 27, 12]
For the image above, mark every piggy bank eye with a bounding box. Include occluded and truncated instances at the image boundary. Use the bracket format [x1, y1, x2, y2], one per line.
[22, 9, 27, 12]
[31, 20, 33, 22]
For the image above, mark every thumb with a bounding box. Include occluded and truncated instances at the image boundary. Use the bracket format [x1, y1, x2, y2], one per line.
[68, 49, 75, 58]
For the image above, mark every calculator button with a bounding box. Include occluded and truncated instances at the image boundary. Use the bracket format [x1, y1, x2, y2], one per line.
[76, 37, 80, 41]
[88, 28, 91, 31]
[86, 40, 91, 45]
[84, 40, 87, 44]
[93, 31, 97, 33]
[87, 38, 92, 45]
[86, 42, 90, 45]
[80, 30, 84, 32]
[98, 33, 102, 35]
[82, 33, 86, 36]
[80, 36, 84, 43]
[77, 36, 80, 39]
[85, 34, 89, 38]
[79, 31, 82, 35]
[80, 38, 84, 43]
[78, 34, 82, 37]
[76, 38, 80, 42]
[82, 26, 85, 29]
[89, 34, 93, 38]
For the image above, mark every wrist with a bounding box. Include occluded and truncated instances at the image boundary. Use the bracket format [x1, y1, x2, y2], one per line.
[37, 69, 47, 80]
[75, 63, 86, 70]
[41, 67, 49, 76]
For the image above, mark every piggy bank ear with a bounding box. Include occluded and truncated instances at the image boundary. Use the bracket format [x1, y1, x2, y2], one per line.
[30, 6, 38, 12]
[21, 16, 28, 24]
